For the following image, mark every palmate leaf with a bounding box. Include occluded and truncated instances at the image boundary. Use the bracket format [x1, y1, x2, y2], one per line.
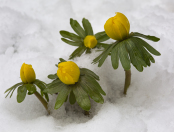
[69, 46, 84, 59]
[65, 96, 68, 102]
[82, 18, 93, 35]
[48, 73, 58, 80]
[5, 82, 23, 98]
[132, 37, 155, 66]
[96, 43, 110, 49]
[92, 43, 116, 66]
[130, 32, 160, 42]
[118, 42, 131, 70]
[73, 83, 91, 111]
[44, 79, 64, 94]
[33, 79, 46, 91]
[136, 38, 161, 56]
[100, 36, 161, 72]
[61, 38, 83, 46]
[98, 43, 116, 67]
[95, 31, 110, 42]
[59, 58, 66, 62]
[111, 43, 119, 69]
[69, 91, 76, 105]
[54, 84, 71, 110]
[45, 64, 105, 111]
[60, 30, 82, 42]
[17, 85, 27, 103]
[125, 39, 147, 72]
[70, 18, 86, 38]
[80, 68, 99, 80]
[80, 76, 104, 104]
[127, 37, 160, 70]
[61, 19, 110, 60]
[26, 84, 36, 94]
[69, 46, 87, 60]
[84, 75, 106, 95]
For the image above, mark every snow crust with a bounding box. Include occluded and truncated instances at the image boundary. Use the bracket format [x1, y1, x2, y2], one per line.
[0, 0, 174, 132]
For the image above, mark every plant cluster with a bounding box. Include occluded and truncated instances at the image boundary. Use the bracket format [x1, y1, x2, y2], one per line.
[5, 12, 160, 115]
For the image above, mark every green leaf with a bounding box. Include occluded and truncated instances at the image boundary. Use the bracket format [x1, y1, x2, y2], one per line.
[111, 43, 119, 69]
[118, 41, 131, 70]
[132, 37, 155, 66]
[70, 18, 86, 38]
[125, 39, 147, 72]
[60, 30, 82, 41]
[137, 38, 161, 56]
[33, 79, 46, 91]
[54, 85, 71, 109]
[131, 32, 160, 42]
[64, 95, 68, 102]
[48, 74, 58, 80]
[44, 79, 64, 94]
[82, 18, 93, 35]
[80, 68, 99, 80]
[95, 31, 110, 42]
[69, 90, 76, 105]
[96, 43, 110, 49]
[80, 76, 104, 104]
[9, 88, 17, 98]
[84, 75, 106, 95]
[44, 93, 49, 102]
[98, 43, 116, 67]
[73, 84, 91, 111]
[17, 85, 27, 103]
[69, 46, 86, 59]
[26, 84, 36, 94]
[93, 43, 115, 65]
[59, 58, 66, 62]
[61, 38, 83, 46]
[5, 82, 23, 98]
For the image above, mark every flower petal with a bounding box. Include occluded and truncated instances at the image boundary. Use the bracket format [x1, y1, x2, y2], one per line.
[57, 61, 80, 85]
[23, 64, 36, 83]
[20, 63, 27, 83]
[84, 35, 97, 48]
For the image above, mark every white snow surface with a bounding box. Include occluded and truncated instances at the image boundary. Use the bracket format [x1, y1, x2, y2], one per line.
[0, 0, 174, 132]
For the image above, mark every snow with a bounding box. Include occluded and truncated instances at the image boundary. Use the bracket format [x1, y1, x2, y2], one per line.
[0, 0, 174, 132]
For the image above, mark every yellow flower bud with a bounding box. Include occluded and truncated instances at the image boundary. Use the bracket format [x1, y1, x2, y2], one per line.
[104, 12, 130, 41]
[84, 35, 97, 48]
[20, 63, 36, 83]
[57, 61, 80, 85]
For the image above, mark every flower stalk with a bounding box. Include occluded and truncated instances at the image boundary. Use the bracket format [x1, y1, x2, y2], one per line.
[123, 69, 131, 95]
[34, 91, 50, 114]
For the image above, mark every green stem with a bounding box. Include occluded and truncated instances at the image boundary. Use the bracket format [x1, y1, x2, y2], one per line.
[34, 91, 50, 114]
[123, 69, 131, 95]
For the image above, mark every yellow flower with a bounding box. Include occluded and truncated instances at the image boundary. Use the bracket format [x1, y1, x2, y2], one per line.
[57, 61, 80, 85]
[84, 35, 97, 48]
[104, 12, 130, 41]
[20, 63, 36, 83]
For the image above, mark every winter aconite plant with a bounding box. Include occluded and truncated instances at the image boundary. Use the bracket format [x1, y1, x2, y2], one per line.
[4, 63, 50, 114]
[93, 12, 161, 94]
[60, 18, 110, 59]
[44, 58, 106, 114]
[4, 12, 161, 117]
